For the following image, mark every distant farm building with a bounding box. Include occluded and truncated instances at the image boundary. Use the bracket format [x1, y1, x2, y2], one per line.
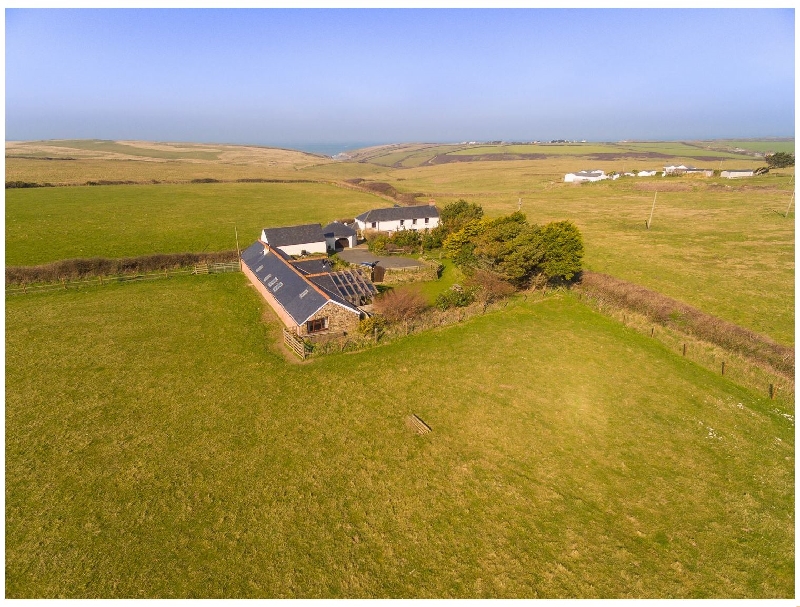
[355, 204, 440, 234]
[322, 221, 357, 250]
[564, 170, 606, 183]
[637, 170, 658, 177]
[721, 169, 755, 179]
[663, 164, 713, 177]
[240, 240, 376, 339]
[260, 224, 327, 256]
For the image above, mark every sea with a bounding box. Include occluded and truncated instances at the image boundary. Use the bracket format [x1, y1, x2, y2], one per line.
[266, 142, 389, 157]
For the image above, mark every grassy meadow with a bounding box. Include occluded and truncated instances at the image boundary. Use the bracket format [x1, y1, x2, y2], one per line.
[6, 274, 793, 598]
[5, 139, 795, 598]
[5, 182, 386, 265]
[6, 144, 794, 344]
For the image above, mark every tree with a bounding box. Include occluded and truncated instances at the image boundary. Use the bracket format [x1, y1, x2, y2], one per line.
[538, 220, 584, 282]
[439, 199, 484, 233]
[766, 152, 795, 168]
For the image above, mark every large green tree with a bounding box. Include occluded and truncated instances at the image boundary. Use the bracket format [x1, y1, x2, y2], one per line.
[442, 212, 584, 287]
[538, 220, 584, 281]
[766, 152, 795, 168]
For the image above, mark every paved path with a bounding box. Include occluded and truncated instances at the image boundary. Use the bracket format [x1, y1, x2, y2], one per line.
[337, 247, 424, 269]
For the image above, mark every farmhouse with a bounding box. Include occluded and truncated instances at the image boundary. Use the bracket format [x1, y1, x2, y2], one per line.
[354, 204, 440, 234]
[637, 170, 657, 177]
[721, 169, 755, 179]
[322, 221, 357, 249]
[564, 170, 606, 183]
[241, 240, 376, 338]
[260, 224, 327, 256]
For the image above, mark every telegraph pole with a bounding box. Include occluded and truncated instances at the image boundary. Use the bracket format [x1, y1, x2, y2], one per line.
[647, 191, 657, 229]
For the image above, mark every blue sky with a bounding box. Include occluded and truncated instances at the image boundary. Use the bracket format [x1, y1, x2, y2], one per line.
[5, 8, 795, 149]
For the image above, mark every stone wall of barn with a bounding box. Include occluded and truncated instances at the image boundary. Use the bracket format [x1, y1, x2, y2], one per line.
[298, 300, 361, 339]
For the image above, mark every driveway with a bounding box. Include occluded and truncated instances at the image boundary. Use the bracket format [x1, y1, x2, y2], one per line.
[336, 247, 424, 269]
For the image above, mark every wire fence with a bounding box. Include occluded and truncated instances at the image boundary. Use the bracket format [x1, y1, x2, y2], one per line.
[6, 262, 240, 296]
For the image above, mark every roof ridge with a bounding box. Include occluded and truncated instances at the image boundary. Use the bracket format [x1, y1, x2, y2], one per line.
[267, 244, 332, 302]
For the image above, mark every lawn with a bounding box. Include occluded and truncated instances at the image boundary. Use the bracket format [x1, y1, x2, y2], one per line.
[5, 274, 793, 598]
[5, 182, 386, 265]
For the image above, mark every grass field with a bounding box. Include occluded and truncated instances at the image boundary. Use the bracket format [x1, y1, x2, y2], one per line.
[698, 140, 795, 155]
[5, 182, 386, 265]
[5, 274, 793, 598]
[6, 148, 793, 345]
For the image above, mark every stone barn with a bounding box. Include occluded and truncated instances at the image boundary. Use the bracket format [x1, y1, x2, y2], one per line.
[240, 240, 376, 339]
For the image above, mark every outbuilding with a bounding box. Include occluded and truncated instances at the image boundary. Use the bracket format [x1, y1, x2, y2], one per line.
[260, 224, 327, 256]
[322, 221, 357, 250]
[721, 169, 755, 179]
[564, 170, 606, 183]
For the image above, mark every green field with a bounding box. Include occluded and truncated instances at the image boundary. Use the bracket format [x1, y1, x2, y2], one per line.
[5, 140, 795, 598]
[6, 159, 793, 345]
[5, 183, 385, 265]
[6, 275, 793, 598]
[701, 140, 795, 155]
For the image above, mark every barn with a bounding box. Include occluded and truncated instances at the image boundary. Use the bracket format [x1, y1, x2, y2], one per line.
[260, 224, 327, 256]
[240, 240, 376, 339]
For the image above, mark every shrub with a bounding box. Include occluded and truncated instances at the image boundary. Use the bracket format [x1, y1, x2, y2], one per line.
[465, 269, 516, 304]
[435, 284, 476, 310]
[372, 289, 428, 323]
[367, 234, 390, 255]
[390, 229, 422, 251]
[358, 315, 388, 338]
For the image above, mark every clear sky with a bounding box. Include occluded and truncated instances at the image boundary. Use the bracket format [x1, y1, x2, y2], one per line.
[5, 8, 795, 148]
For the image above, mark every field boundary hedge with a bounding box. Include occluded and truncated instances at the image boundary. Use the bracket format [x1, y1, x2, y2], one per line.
[576, 271, 794, 377]
[6, 251, 239, 286]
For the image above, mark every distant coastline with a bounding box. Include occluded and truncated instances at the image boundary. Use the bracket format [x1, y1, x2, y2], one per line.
[269, 142, 389, 157]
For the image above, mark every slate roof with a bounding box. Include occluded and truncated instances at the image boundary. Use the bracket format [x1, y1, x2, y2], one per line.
[322, 221, 357, 238]
[291, 258, 332, 275]
[574, 170, 604, 177]
[355, 205, 439, 223]
[261, 224, 325, 248]
[241, 241, 359, 326]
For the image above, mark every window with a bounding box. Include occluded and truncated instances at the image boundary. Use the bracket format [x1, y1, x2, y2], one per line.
[412, 218, 417, 225]
[400, 219, 405, 226]
[371, 222, 377, 228]
[424, 217, 430, 224]
[306, 317, 328, 333]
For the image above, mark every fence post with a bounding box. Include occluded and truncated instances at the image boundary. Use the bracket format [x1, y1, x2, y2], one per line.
[682, 343, 686, 356]
[650, 327, 654, 337]
[769, 383, 775, 399]
[721, 361, 725, 376]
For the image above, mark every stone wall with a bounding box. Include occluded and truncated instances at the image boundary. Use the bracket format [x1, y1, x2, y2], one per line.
[299, 300, 361, 340]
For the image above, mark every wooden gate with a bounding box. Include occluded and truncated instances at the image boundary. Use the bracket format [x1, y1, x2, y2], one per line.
[282, 329, 307, 360]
